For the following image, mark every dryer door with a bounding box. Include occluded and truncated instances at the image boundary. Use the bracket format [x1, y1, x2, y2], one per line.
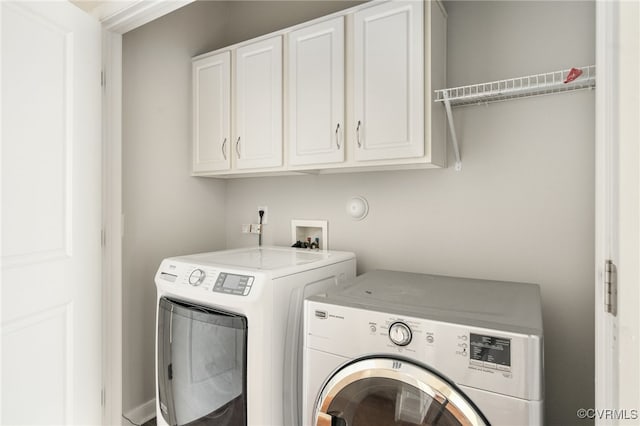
[313, 357, 489, 426]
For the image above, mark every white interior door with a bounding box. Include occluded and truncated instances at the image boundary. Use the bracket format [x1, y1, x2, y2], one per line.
[613, 1, 640, 416]
[1, 1, 102, 424]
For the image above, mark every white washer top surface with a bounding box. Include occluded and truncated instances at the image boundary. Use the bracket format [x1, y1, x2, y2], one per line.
[165, 246, 354, 277]
[308, 270, 543, 336]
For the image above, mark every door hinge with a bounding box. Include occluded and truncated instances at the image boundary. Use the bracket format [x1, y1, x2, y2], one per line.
[604, 259, 617, 316]
[101, 229, 106, 247]
[101, 70, 106, 88]
[101, 387, 105, 407]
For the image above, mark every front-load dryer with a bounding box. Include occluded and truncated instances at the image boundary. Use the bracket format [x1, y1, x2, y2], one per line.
[155, 246, 355, 426]
[303, 270, 544, 426]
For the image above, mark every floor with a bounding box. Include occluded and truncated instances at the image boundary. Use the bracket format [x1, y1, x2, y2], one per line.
[142, 418, 156, 426]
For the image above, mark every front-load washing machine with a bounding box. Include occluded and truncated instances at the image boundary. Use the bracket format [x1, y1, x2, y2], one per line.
[154, 246, 355, 426]
[303, 270, 543, 426]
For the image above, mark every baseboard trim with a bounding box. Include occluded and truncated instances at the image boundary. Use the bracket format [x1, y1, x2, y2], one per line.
[122, 399, 155, 426]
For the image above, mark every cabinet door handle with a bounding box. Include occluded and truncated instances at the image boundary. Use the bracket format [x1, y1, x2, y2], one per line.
[222, 138, 227, 160]
[335, 123, 341, 149]
[235, 137, 241, 158]
[356, 121, 362, 148]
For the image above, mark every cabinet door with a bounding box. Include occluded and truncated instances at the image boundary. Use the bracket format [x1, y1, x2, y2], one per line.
[192, 51, 231, 172]
[235, 36, 283, 169]
[288, 17, 344, 166]
[353, 1, 424, 161]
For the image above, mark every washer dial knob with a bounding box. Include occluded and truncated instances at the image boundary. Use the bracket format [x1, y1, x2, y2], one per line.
[389, 322, 412, 346]
[188, 269, 206, 286]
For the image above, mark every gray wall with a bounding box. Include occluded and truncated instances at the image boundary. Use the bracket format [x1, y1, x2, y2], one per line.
[123, 1, 595, 424]
[121, 0, 364, 417]
[225, 1, 596, 424]
[122, 1, 230, 415]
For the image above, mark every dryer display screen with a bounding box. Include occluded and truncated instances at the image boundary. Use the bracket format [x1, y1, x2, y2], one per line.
[470, 334, 511, 367]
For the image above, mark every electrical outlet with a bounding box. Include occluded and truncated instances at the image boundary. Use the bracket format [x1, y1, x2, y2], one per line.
[241, 224, 251, 233]
[257, 206, 268, 224]
[250, 224, 262, 234]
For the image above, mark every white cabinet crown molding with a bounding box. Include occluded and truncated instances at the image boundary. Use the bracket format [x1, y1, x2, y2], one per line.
[99, 0, 196, 34]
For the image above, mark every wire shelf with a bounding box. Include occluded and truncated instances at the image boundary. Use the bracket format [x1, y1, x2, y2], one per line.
[434, 65, 596, 107]
[434, 65, 596, 171]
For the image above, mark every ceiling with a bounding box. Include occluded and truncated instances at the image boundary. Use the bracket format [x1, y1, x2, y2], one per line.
[70, 0, 139, 21]
[70, 1, 110, 13]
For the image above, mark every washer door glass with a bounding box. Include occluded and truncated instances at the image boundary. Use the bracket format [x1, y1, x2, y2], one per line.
[314, 358, 488, 426]
[157, 297, 247, 426]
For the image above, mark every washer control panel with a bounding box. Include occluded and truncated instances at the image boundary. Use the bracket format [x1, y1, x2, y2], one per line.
[156, 261, 255, 296]
[188, 269, 206, 286]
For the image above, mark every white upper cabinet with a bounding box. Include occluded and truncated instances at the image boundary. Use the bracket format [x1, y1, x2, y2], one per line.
[353, 1, 425, 162]
[192, 51, 231, 172]
[288, 16, 345, 166]
[191, 1, 446, 177]
[234, 35, 283, 170]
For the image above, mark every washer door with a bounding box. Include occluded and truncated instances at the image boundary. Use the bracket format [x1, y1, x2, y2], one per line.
[157, 297, 247, 426]
[313, 357, 489, 426]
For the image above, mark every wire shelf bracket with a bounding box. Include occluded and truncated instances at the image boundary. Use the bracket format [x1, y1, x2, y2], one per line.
[434, 65, 596, 172]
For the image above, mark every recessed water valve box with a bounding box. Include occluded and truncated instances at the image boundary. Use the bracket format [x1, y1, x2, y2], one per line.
[291, 219, 328, 250]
